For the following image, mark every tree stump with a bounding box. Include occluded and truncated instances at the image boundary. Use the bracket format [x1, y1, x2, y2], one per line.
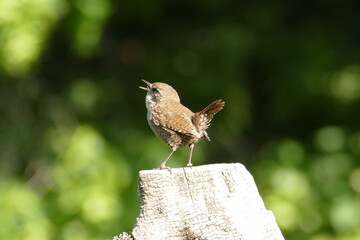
[114, 163, 284, 240]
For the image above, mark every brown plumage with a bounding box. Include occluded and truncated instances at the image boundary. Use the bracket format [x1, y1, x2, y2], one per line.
[140, 80, 225, 169]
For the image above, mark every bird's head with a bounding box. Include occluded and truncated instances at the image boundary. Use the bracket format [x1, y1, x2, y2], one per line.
[139, 80, 180, 105]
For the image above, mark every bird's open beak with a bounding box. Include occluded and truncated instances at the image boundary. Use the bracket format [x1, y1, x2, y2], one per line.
[139, 79, 152, 91]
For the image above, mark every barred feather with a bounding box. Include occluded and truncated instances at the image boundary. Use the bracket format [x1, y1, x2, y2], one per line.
[192, 99, 225, 140]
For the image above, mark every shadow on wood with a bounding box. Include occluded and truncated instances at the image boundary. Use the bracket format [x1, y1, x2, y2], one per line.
[113, 163, 284, 240]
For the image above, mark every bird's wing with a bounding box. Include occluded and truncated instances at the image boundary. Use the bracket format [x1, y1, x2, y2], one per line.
[150, 102, 199, 137]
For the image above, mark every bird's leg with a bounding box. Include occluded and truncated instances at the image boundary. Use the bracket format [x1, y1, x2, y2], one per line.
[160, 149, 176, 169]
[187, 144, 195, 167]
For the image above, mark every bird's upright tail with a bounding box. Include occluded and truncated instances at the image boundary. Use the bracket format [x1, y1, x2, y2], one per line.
[192, 99, 225, 140]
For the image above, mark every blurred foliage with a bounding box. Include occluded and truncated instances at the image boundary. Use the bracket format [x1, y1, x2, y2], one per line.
[1, 0, 360, 239]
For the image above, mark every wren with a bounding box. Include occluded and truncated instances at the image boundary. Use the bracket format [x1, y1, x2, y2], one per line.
[139, 80, 225, 169]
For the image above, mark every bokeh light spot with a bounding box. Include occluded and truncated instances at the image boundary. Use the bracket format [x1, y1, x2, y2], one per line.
[311, 153, 352, 181]
[73, 19, 102, 57]
[73, 0, 111, 20]
[299, 210, 322, 233]
[331, 65, 360, 102]
[266, 195, 299, 231]
[71, 0, 111, 57]
[329, 196, 360, 234]
[0, 181, 53, 240]
[349, 132, 360, 156]
[271, 167, 309, 201]
[61, 221, 89, 240]
[81, 189, 119, 223]
[53, 125, 130, 227]
[2, 28, 41, 74]
[57, 187, 87, 214]
[0, 0, 66, 76]
[70, 79, 100, 113]
[315, 126, 345, 152]
[277, 139, 305, 165]
[349, 169, 360, 192]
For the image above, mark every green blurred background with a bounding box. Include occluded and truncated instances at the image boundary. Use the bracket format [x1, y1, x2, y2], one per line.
[1, 0, 360, 239]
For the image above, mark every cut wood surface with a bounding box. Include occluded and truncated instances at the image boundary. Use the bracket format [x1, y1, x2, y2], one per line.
[114, 163, 284, 240]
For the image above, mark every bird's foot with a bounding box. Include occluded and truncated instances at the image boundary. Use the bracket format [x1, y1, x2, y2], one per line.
[159, 164, 171, 170]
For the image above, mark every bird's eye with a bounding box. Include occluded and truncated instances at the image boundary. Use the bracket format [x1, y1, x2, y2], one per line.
[151, 87, 159, 93]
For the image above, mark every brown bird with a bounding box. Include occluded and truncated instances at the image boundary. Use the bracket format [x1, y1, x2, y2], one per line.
[140, 80, 225, 169]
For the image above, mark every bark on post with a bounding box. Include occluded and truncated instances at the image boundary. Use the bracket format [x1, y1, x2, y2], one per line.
[114, 163, 284, 240]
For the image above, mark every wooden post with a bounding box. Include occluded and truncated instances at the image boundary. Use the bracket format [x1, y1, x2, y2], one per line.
[113, 163, 284, 240]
